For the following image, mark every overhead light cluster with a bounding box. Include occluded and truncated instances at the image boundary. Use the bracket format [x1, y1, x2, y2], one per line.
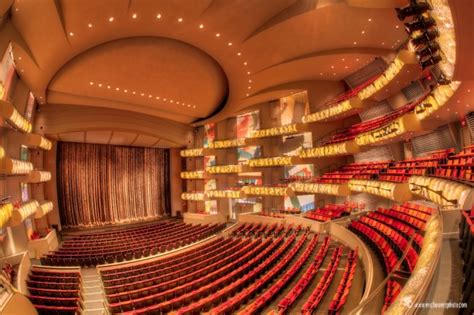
[88, 81, 196, 109]
[397, 1, 442, 71]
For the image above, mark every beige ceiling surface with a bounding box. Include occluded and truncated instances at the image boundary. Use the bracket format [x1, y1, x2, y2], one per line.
[4, 0, 472, 146]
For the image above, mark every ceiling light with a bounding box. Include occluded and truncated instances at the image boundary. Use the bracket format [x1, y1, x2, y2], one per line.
[176, 101, 180, 104]
[192, 105, 196, 108]
[248, 86, 251, 89]
[156, 14, 162, 19]
[353, 41, 357, 45]
[395, 25, 399, 29]
[243, 62, 247, 65]
[18, 57, 22, 60]
[247, 71, 251, 75]
[88, 23, 93, 28]
[320, 72, 323, 76]
[361, 30, 366, 34]
[98, 83, 102, 87]
[368, 18, 372, 22]
[170, 100, 174, 103]
[163, 98, 167, 101]
[228, 42, 232, 46]
[468, 89, 471, 93]
[69, 32, 74, 36]
[333, 73, 336, 76]
[187, 104, 191, 107]
[132, 91, 136, 94]
[341, 58, 345, 61]
[356, 58, 360, 62]
[107, 85, 111, 89]
[116, 87, 120, 91]
[246, 93, 249, 96]
[381, 42, 385, 45]
[248, 80, 252, 83]
[124, 89, 128, 93]
[156, 96, 160, 100]
[237, 52, 241, 56]
[141, 93, 145, 96]
[215, 33, 220, 37]
[132, 13, 137, 19]
[20, 69, 24, 73]
[178, 18, 183, 22]
[108, 17, 114, 22]
[199, 24, 204, 29]
[331, 65, 335, 69]
[148, 94, 152, 98]
[345, 66, 348, 69]
[89, 82, 94, 85]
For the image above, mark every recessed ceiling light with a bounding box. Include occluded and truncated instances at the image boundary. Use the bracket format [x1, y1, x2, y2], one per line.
[248, 86, 251, 89]
[163, 98, 167, 101]
[89, 82, 94, 85]
[156, 14, 162, 19]
[356, 58, 360, 62]
[353, 41, 357, 45]
[20, 69, 24, 73]
[320, 72, 323, 76]
[248, 80, 252, 83]
[156, 96, 160, 100]
[333, 73, 336, 76]
[468, 89, 471, 93]
[116, 87, 120, 91]
[176, 101, 180, 104]
[331, 65, 335, 69]
[98, 83, 102, 87]
[237, 52, 241, 56]
[141, 93, 145, 96]
[361, 30, 365, 34]
[170, 100, 174, 103]
[187, 104, 191, 107]
[88, 23, 93, 28]
[199, 24, 204, 29]
[18, 57, 22, 60]
[109, 17, 114, 22]
[243, 62, 247, 65]
[381, 42, 385, 45]
[178, 18, 183, 22]
[368, 18, 372, 22]
[395, 25, 399, 28]
[132, 91, 136, 95]
[215, 33, 220, 37]
[228, 42, 232, 46]
[345, 66, 348, 69]
[132, 13, 137, 19]
[107, 85, 111, 89]
[246, 93, 249, 96]
[247, 71, 251, 75]
[69, 32, 74, 36]
[148, 94, 152, 98]
[124, 89, 128, 93]
[192, 105, 196, 108]
[341, 58, 345, 61]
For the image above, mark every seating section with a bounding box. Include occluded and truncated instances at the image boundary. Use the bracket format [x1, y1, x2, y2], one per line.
[459, 208, 474, 315]
[322, 98, 420, 145]
[98, 223, 359, 314]
[41, 221, 225, 266]
[349, 202, 435, 312]
[311, 147, 458, 185]
[27, 267, 83, 315]
[435, 145, 474, 183]
[304, 204, 351, 222]
[328, 249, 358, 314]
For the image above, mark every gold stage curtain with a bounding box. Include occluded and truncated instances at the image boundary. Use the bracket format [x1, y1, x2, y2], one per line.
[57, 142, 170, 228]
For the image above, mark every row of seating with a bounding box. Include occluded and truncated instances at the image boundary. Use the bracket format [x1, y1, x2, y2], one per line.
[304, 204, 351, 222]
[41, 223, 225, 266]
[277, 237, 331, 312]
[459, 208, 474, 315]
[27, 267, 83, 315]
[349, 202, 435, 312]
[237, 235, 321, 314]
[232, 222, 301, 237]
[435, 145, 474, 183]
[115, 236, 289, 314]
[300, 246, 344, 314]
[328, 248, 358, 314]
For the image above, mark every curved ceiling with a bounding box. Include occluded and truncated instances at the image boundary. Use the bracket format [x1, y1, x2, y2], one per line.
[8, 0, 407, 126]
[48, 37, 228, 122]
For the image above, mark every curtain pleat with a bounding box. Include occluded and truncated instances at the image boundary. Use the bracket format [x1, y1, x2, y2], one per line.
[57, 142, 170, 228]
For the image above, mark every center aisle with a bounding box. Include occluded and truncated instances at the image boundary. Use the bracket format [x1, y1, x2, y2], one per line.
[81, 268, 106, 315]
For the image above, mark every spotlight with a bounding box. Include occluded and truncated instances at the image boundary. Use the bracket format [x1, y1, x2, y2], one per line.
[411, 28, 439, 47]
[415, 42, 440, 58]
[420, 54, 442, 70]
[396, 1, 431, 21]
[404, 16, 436, 34]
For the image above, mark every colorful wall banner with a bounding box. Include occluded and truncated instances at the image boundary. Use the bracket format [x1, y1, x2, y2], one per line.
[237, 110, 260, 138]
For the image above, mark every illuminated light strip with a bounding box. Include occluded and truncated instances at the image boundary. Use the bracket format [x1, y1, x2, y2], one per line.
[208, 138, 246, 149]
[248, 156, 298, 167]
[1, 158, 33, 175]
[414, 82, 460, 121]
[299, 140, 360, 158]
[206, 164, 242, 174]
[242, 186, 292, 196]
[35, 201, 53, 219]
[180, 148, 205, 157]
[10, 200, 40, 226]
[0, 203, 14, 229]
[408, 176, 472, 207]
[26, 134, 52, 150]
[249, 123, 305, 138]
[181, 192, 205, 201]
[289, 182, 351, 196]
[27, 170, 52, 183]
[180, 171, 204, 179]
[0, 100, 32, 133]
[205, 190, 244, 199]
[302, 97, 363, 124]
[358, 50, 416, 100]
[348, 179, 413, 202]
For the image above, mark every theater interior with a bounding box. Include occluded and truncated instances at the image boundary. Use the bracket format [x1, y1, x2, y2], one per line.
[0, 0, 473, 314]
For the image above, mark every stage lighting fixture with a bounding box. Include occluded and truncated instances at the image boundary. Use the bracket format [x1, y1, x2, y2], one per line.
[412, 28, 439, 47]
[420, 54, 442, 70]
[416, 42, 440, 58]
[396, 2, 431, 21]
[405, 16, 436, 34]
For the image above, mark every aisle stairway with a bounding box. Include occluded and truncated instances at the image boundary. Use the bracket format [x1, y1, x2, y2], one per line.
[81, 268, 106, 315]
